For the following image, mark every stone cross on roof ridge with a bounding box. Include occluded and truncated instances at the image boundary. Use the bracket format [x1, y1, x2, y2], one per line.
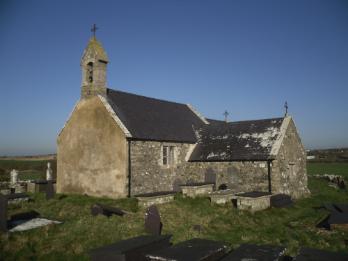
[91, 24, 98, 38]
[223, 110, 229, 122]
[284, 101, 288, 116]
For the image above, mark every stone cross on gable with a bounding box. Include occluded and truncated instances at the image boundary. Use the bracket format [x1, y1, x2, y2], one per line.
[91, 24, 98, 37]
[284, 101, 288, 116]
[223, 110, 229, 122]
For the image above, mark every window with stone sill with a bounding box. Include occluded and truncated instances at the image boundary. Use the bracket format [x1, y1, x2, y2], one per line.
[162, 145, 175, 166]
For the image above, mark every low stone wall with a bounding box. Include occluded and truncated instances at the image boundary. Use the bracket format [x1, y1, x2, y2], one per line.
[210, 189, 236, 204]
[232, 193, 272, 212]
[136, 193, 175, 208]
[181, 184, 214, 198]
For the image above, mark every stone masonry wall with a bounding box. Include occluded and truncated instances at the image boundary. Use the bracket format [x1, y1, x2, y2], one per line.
[129, 140, 270, 196]
[270, 119, 309, 199]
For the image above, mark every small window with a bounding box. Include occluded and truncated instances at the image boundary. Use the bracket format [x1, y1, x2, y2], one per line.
[162, 146, 175, 166]
[87, 62, 93, 83]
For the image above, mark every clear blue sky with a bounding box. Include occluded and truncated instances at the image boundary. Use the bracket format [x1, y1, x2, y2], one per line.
[1, 0, 347, 156]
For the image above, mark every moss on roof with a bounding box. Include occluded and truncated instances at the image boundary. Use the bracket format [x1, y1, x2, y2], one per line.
[83, 36, 109, 62]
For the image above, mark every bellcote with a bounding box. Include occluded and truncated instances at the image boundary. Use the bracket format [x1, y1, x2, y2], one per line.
[81, 36, 109, 99]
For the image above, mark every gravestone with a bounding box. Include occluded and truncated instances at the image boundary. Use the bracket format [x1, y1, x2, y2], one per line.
[172, 178, 183, 192]
[89, 234, 172, 261]
[91, 203, 126, 217]
[10, 169, 18, 185]
[46, 162, 53, 181]
[0, 194, 8, 233]
[220, 244, 286, 261]
[146, 238, 227, 261]
[46, 180, 54, 200]
[145, 205, 162, 236]
[204, 168, 216, 187]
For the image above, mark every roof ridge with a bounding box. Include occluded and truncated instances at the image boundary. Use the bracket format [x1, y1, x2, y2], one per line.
[208, 117, 284, 125]
[107, 88, 188, 107]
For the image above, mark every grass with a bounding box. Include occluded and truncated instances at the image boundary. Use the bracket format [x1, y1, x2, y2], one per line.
[0, 161, 348, 260]
[307, 162, 348, 178]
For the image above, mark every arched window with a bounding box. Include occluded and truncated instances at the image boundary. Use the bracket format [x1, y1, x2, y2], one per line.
[87, 62, 93, 83]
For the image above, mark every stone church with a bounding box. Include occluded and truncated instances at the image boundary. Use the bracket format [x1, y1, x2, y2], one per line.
[57, 36, 309, 199]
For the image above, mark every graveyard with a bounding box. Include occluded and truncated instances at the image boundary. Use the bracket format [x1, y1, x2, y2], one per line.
[0, 160, 347, 260]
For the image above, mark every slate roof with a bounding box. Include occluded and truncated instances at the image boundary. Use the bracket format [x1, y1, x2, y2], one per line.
[106, 89, 205, 142]
[189, 117, 284, 161]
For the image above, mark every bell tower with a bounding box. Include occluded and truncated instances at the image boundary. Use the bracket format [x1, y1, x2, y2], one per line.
[81, 24, 109, 99]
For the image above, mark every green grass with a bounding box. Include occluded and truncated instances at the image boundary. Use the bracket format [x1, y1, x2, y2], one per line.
[0, 162, 348, 260]
[307, 162, 348, 178]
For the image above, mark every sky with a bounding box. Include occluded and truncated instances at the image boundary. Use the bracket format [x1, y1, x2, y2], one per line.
[0, 0, 347, 156]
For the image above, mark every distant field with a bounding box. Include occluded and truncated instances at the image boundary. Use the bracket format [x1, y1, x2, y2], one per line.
[307, 162, 348, 178]
[0, 159, 56, 181]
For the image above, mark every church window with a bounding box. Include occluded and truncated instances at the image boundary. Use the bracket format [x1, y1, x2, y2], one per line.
[87, 62, 93, 83]
[162, 145, 175, 166]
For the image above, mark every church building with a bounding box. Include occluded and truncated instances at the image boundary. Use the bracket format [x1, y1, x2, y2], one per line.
[56, 36, 309, 199]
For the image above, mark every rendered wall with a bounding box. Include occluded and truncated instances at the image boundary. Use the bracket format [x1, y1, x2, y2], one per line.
[57, 96, 128, 199]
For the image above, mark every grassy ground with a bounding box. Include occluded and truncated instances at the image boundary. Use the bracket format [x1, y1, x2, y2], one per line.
[0, 162, 347, 260]
[307, 162, 348, 178]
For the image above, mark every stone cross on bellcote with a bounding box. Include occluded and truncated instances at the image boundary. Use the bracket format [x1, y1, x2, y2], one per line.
[284, 101, 288, 117]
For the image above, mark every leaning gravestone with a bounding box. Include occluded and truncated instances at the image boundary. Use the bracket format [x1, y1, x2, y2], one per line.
[91, 203, 126, 217]
[0, 194, 8, 233]
[145, 205, 162, 236]
[45, 180, 54, 200]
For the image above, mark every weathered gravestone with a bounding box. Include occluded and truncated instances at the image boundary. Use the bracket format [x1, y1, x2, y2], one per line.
[295, 247, 348, 261]
[145, 205, 162, 236]
[173, 178, 183, 192]
[91, 203, 126, 217]
[46, 180, 55, 200]
[0, 194, 8, 233]
[316, 203, 348, 230]
[146, 238, 228, 261]
[10, 169, 18, 185]
[46, 162, 53, 181]
[220, 244, 286, 261]
[89, 234, 172, 261]
[204, 168, 216, 188]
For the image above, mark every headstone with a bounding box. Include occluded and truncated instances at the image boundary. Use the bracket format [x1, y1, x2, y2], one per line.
[172, 178, 182, 192]
[145, 205, 162, 236]
[146, 238, 227, 261]
[0, 194, 8, 233]
[46, 180, 54, 200]
[295, 247, 348, 261]
[220, 244, 286, 261]
[89, 235, 172, 261]
[204, 168, 216, 187]
[46, 162, 53, 181]
[10, 169, 18, 185]
[91, 203, 126, 217]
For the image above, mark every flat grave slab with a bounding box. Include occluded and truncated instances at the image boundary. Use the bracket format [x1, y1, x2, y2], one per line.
[232, 191, 272, 212]
[89, 234, 172, 261]
[180, 183, 214, 198]
[270, 194, 293, 208]
[295, 247, 348, 261]
[91, 203, 127, 217]
[136, 191, 175, 208]
[316, 203, 348, 230]
[146, 238, 228, 261]
[209, 189, 235, 204]
[6, 193, 30, 204]
[220, 244, 286, 261]
[9, 218, 62, 232]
